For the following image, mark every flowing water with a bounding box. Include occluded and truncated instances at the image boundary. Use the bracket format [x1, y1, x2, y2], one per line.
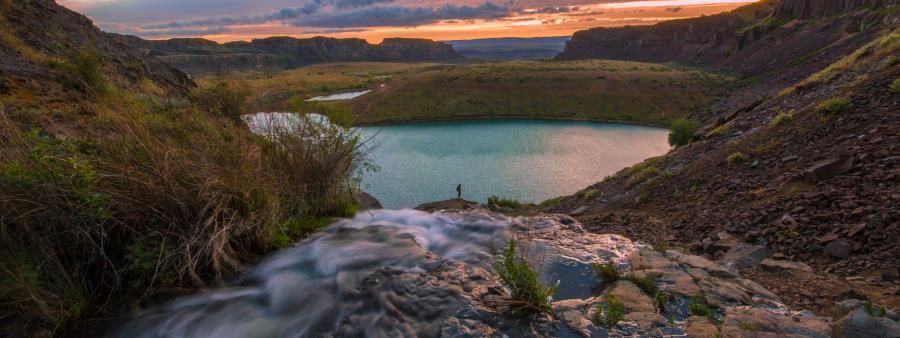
[358, 119, 670, 208]
[110, 210, 641, 338]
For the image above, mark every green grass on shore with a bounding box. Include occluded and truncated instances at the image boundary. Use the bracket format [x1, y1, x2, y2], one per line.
[216, 60, 732, 127]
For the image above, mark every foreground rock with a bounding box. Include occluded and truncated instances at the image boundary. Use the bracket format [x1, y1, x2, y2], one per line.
[111, 210, 892, 337]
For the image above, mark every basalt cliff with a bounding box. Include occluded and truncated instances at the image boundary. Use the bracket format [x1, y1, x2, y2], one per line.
[116, 35, 461, 74]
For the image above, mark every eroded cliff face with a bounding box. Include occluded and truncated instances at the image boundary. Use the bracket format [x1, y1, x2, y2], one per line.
[774, 0, 899, 19]
[0, 0, 194, 96]
[557, 0, 898, 77]
[120, 35, 461, 74]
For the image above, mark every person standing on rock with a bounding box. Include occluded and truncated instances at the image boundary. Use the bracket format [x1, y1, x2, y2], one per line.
[456, 184, 462, 200]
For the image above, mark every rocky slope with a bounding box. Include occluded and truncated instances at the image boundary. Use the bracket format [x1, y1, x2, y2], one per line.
[0, 0, 194, 101]
[117, 35, 461, 74]
[558, 0, 897, 77]
[548, 1, 900, 319]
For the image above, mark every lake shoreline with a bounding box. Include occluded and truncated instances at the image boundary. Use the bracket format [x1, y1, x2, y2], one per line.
[352, 115, 669, 129]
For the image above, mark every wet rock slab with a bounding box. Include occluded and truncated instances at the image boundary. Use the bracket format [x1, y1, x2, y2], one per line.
[110, 210, 886, 337]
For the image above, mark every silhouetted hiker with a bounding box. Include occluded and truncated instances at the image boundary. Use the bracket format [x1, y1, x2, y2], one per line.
[456, 184, 462, 200]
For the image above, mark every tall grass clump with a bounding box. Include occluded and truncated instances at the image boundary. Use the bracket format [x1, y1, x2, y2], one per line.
[771, 111, 794, 126]
[494, 239, 557, 315]
[0, 90, 371, 334]
[593, 294, 627, 329]
[192, 78, 251, 122]
[816, 97, 851, 113]
[668, 119, 698, 147]
[591, 261, 620, 283]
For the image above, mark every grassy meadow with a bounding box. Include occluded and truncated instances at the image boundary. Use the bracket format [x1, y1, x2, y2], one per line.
[216, 60, 732, 127]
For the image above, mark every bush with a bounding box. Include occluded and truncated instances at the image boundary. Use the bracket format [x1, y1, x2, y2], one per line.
[708, 124, 730, 137]
[816, 97, 851, 113]
[494, 239, 557, 315]
[192, 79, 251, 121]
[727, 152, 748, 165]
[591, 261, 620, 283]
[54, 46, 107, 95]
[593, 294, 627, 329]
[771, 111, 794, 126]
[668, 119, 699, 147]
[890, 78, 900, 94]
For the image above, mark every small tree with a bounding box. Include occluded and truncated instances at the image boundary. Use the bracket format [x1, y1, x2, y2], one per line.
[668, 119, 698, 147]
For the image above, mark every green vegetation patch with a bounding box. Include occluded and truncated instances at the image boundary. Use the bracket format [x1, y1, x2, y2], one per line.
[593, 294, 627, 329]
[816, 97, 852, 113]
[494, 239, 557, 315]
[668, 119, 699, 147]
[727, 152, 749, 166]
[771, 111, 794, 126]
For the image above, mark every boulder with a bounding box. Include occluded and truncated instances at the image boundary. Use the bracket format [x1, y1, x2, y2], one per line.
[823, 238, 853, 258]
[760, 259, 814, 275]
[806, 152, 854, 181]
[604, 281, 655, 313]
[833, 306, 900, 338]
[686, 315, 720, 338]
[353, 189, 383, 210]
[719, 243, 769, 272]
[721, 306, 831, 338]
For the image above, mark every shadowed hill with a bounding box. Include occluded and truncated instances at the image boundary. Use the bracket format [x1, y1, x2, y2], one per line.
[116, 35, 462, 74]
[548, 1, 900, 314]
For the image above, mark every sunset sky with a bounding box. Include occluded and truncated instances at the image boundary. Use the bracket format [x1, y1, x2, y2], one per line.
[60, 0, 758, 42]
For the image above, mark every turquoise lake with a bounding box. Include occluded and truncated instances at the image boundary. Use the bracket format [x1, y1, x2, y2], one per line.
[358, 119, 670, 208]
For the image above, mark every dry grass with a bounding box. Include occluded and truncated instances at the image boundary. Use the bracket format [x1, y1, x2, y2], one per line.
[0, 84, 370, 334]
[783, 28, 900, 94]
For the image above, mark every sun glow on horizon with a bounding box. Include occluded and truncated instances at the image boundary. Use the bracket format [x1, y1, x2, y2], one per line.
[64, 1, 761, 43]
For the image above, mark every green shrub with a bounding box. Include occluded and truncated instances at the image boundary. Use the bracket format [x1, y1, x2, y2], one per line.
[654, 291, 672, 313]
[708, 124, 730, 137]
[690, 297, 711, 317]
[53, 46, 107, 95]
[591, 261, 620, 283]
[771, 111, 794, 126]
[272, 216, 334, 248]
[668, 119, 699, 147]
[593, 295, 627, 329]
[816, 97, 851, 113]
[727, 152, 748, 165]
[192, 79, 251, 121]
[494, 239, 557, 315]
[890, 78, 900, 94]
[577, 189, 599, 200]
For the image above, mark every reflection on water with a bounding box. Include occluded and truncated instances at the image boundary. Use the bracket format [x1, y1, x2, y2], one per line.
[359, 119, 670, 208]
[306, 90, 371, 101]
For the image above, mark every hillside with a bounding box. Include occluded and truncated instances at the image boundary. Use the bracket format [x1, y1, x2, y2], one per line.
[117, 35, 461, 74]
[341, 60, 730, 126]
[445, 36, 570, 59]
[547, 1, 900, 316]
[0, 1, 370, 336]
